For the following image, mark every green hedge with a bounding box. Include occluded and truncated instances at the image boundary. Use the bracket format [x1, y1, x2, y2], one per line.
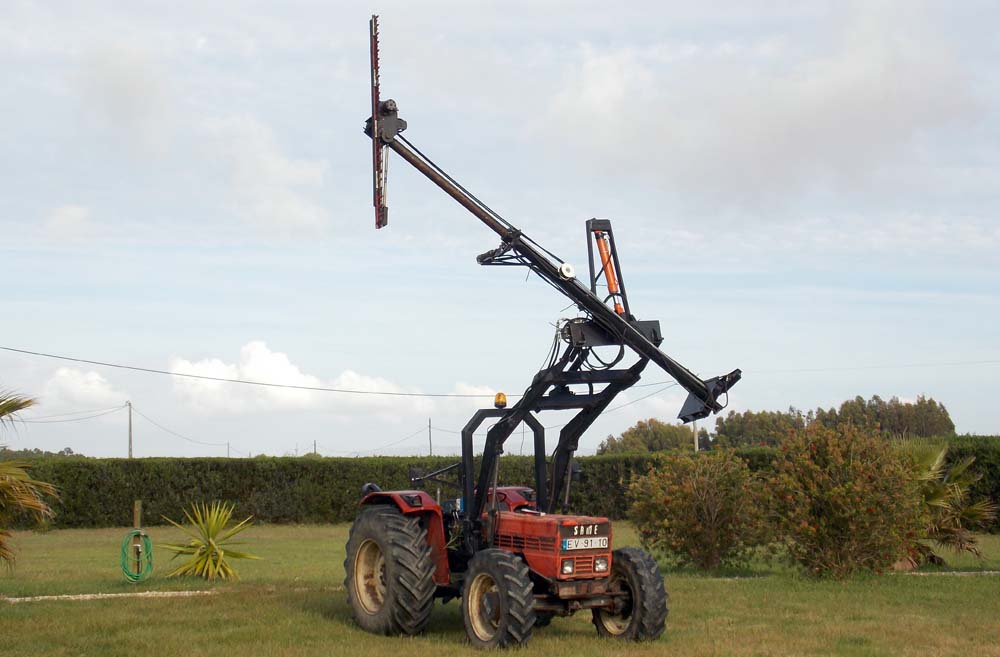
[948, 435, 1000, 531]
[12, 437, 997, 530]
[22, 456, 468, 528]
[16, 453, 744, 528]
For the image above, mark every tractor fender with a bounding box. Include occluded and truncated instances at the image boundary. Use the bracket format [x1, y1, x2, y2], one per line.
[360, 490, 449, 585]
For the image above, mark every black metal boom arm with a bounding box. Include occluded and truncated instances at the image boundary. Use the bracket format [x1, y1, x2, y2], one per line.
[384, 136, 741, 421]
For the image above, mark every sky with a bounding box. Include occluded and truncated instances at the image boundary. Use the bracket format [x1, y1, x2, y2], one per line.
[1, 0, 998, 458]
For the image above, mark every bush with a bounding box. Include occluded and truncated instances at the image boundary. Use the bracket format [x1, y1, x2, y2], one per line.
[948, 435, 1000, 533]
[19, 437, 996, 533]
[629, 450, 769, 569]
[598, 418, 709, 454]
[903, 444, 998, 565]
[19, 455, 645, 528]
[161, 501, 259, 580]
[733, 446, 779, 473]
[0, 458, 58, 565]
[767, 425, 922, 577]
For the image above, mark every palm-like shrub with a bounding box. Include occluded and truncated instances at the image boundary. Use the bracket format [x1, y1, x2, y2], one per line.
[905, 445, 997, 566]
[162, 501, 259, 580]
[1, 391, 58, 566]
[0, 391, 37, 429]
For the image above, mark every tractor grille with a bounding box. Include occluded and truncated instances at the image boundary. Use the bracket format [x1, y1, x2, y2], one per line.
[572, 555, 595, 575]
[495, 534, 557, 553]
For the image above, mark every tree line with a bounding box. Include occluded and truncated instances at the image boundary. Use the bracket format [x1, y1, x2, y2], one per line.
[598, 394, 956, 454]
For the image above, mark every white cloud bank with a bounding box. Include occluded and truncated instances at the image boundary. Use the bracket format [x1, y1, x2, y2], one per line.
[201, 116, 329, 235]
[73, 38, 329, 237]
[77, 42, 174, 158]
[43, 205, 93, 242]
[546, 4, 977, 210]
[169, 341, 438, 416]
[42, 367, 128, 410]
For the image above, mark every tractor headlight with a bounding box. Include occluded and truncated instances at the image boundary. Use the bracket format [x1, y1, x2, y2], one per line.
[561, 559, 575, 575]
[594, 557, 609, 573]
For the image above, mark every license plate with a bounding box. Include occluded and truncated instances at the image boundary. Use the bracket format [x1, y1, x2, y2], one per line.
[562, 537, 609, 551]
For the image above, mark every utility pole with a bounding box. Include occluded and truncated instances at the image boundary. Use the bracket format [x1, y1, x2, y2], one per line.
[227, 442, 230, 458]
[428, 418, 433, 456]
[127, 400, 133, 458]
[693, 419, 698, 452]
[314, 439, 317, 456]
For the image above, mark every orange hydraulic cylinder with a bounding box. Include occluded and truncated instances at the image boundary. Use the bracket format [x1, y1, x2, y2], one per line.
[594, 231, 625, 315]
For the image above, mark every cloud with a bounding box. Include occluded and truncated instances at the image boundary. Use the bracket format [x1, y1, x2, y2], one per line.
[76, 42, 174, 157]
[200, 116, 329, 235]
[43, 205, 93, 242]
[787, 214, 1000, 256]
[73, 37, 328, 238]
[627, 212, 1000, 269]
[169, 341, 433, 416]
[610, 387, 689, 423]
[42, 367, 127, 409]
[546, 3, 977, 211]
[451, 382, 498, 398]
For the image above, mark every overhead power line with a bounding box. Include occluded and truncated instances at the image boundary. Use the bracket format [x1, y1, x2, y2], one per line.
[353, 427, 428, 455]
[20, 405, 126, 421]
[314, 426, 430, 456]
[130, 405, 229, 449]
[604, 382, 679, 414]
[434, 383, 681, 436]
[4, 346, 998, 411]
[20, 406, 126, 424]
[750, 360, 1000, 373]
[0, 346, 513, 399]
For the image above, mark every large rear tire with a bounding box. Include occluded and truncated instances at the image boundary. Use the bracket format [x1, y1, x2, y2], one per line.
[592, 547, 667, 641]
[462, 549, 535, 649]
[344, 505, 436, 635]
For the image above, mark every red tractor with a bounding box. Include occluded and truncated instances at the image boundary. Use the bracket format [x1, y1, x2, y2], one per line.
[345, 16, 741, 648]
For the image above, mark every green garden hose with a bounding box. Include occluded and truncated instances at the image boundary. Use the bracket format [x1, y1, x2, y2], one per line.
[120, 530, 153, 583]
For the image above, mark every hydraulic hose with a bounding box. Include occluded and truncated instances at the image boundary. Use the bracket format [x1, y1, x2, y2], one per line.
[120, 530, 153, 583]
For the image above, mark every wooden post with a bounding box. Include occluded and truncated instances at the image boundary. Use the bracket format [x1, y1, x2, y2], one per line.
[127, 401, 133, 458]
[132, 500, 143, 576]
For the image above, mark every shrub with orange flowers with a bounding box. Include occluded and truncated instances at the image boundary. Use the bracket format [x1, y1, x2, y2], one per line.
[629, 450, 770, 570]
[767, 424, 921, 577]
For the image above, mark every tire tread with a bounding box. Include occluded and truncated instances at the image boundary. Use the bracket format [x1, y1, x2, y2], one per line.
[344, 505, 436, 636]
[463, 549, 535, 648]
[592, 546, 668, 641]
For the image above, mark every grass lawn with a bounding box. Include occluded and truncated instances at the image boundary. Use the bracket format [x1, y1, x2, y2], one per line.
[2, 524, 999, 657]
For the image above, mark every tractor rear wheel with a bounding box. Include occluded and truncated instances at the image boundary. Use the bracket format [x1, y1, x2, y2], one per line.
[592, 547, 667, 641]
[344, 505, 436, 635]
[462, 549, 535, 648]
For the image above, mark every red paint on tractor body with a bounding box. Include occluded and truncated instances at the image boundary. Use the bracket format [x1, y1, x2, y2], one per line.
[363, 487, 611, 588]
[492, 511, 611, 583]
[360, 490, 450, 585]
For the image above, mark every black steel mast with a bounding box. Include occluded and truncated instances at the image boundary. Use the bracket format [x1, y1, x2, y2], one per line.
[366, 15, 740, 523]
[385, 139, 739, 417]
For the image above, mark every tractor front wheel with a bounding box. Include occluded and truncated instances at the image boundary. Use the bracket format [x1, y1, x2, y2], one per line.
[462, 549, 535, 648]
[592, 547, 667, 641]
[344, 505, 436, 635]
